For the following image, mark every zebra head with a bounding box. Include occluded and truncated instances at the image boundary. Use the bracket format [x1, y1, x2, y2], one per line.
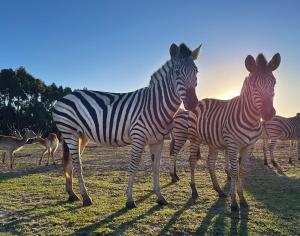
[244, 53, 281, 121]
[170, 43, 201, 110]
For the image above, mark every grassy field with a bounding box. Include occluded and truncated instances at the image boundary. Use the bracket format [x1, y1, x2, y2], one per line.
[0, 141, 299, 235]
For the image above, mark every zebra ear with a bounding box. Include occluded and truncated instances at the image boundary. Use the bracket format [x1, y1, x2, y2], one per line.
[268, 53, 281, 71]
[192, 44, 202, 60]
[245, 55, 256, 72]
[170, 43, 179, 59]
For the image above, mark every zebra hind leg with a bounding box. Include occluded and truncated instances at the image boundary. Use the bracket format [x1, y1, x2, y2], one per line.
[207, 148, 225, 197]
[150, 141, 168, 206]
[169, 135, 185, 183]
[63, 141, 80, 202]
[189, 141, 200, 199]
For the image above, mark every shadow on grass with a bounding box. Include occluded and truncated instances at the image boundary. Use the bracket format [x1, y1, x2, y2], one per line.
[245, 158, 300, 220]
[157, 197, 197, 235]
[0, 165, 58, 182]
[72, 182, 173, 235]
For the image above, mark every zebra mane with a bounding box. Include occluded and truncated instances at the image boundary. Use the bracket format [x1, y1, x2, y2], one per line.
[148, 60, 174, 87]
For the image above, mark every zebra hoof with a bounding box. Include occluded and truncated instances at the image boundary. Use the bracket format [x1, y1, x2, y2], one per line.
[218, 192, 227, 198]
[68, 194, 80, 202]
[171, 176, 179, 183]
[231, 203, 239, 212]
[271, 160, 278, 167]
[192, 191, 199, 199]
[126, 201, 137, 209]
[83, 196, 93, 206]
[157, 197, 168, 206]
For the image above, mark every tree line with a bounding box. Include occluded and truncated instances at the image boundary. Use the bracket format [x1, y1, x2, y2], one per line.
[0, 67, 72, 136]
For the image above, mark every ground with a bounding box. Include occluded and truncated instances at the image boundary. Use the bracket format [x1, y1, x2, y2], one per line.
[0, 140, 299, 236]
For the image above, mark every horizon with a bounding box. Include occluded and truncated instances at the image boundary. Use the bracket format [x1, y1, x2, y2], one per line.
[0, 0, 299, 116]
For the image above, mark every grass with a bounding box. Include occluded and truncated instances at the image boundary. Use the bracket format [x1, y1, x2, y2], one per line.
[0, 141, 299, 235]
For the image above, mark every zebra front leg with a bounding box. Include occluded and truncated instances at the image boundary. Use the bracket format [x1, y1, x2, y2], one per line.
[269, 139, 278, 167]
[227, 145, 239, 211]
[288, 140, 294, 164]
[224, 149, 231, 180]
[237, 147, 250, 208]
[126, 140, 145, 209]
[189, 141, 200, 198]
[150, 141, 168, 205]
[263, 138, 269, 166]
[207, 147, 225, 197]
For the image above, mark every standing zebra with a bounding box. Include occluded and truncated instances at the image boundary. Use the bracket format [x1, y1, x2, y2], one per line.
[262, 114, 300, 166]
[169, 53, 281, 211]
[52, 43, 201, 208]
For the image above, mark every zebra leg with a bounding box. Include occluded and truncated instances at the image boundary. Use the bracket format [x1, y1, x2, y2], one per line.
[207, 148, 225, 197]
[227, 145, 239, 211]
[237, 147, 250, 208]
[64, 132, 92, 206]
[263, 138, 268, 166]
[150, 141, 168, 205]
[288, 140, 294, 164]
[126, 139, 145, 209]
[189, 141, 200, 198]
[169, 135, 186, 183]
[269, 139, 278, 166]
[224, 149, 231, 180]
[63, 141, 79, 202]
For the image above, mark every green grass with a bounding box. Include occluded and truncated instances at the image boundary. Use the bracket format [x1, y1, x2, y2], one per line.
[0, 141, 299, 235]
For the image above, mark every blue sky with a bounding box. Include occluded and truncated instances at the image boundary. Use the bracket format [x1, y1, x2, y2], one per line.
[0, 0, 299, 116]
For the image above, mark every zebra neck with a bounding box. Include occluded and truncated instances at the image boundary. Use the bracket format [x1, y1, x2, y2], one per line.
[148, 71, 181, 126]
[239, 89, 261, 128]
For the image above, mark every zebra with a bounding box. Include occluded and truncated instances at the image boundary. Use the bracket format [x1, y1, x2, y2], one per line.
[169, 53, 281, 211]
[262, 113, 300, 166]
[52, 43, 201, 208]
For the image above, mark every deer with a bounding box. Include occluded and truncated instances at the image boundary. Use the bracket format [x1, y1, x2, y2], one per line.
[0, 128, 37, 168]
[32, 132, 59, 166]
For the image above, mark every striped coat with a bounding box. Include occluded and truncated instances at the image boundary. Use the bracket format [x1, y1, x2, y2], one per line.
[262, 114, 300, 165]
[169, 53, 281, 211]
[52, 43, 201, 208]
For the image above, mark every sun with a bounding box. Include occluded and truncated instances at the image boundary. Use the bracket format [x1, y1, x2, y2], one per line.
[218, 90, 240, 100]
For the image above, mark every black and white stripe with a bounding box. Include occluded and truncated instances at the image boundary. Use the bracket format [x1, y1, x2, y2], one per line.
[262, 114, 300, 165]
[169, 53, 281, 211]
[52, 43, 201, 207]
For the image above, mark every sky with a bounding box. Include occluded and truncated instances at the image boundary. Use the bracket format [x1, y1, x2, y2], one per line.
[0, 0, 299, 116]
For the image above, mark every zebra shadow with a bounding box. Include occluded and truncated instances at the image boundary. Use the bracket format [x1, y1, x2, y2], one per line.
[72, 182, 173, 235]
[244, 158, 300, 225]
[193, 182, 248, 236]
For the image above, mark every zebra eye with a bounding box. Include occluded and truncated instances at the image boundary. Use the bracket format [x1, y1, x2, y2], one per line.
[176, 70, 180, 76]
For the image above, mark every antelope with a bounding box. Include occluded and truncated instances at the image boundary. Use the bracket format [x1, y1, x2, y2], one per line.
[0, 128, 37, 168]
[32, 132, 59, 165]
[2, 126, 23, 163]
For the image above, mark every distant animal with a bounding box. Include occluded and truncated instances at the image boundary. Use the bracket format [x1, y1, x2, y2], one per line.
[0, 128, 37, 168]
[262, 114, 300, 166]
[2, 126, 23, 163]
[32, 132, 59, 165]
[52, 43, 201, 207]
[169, 53, 281, 211]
